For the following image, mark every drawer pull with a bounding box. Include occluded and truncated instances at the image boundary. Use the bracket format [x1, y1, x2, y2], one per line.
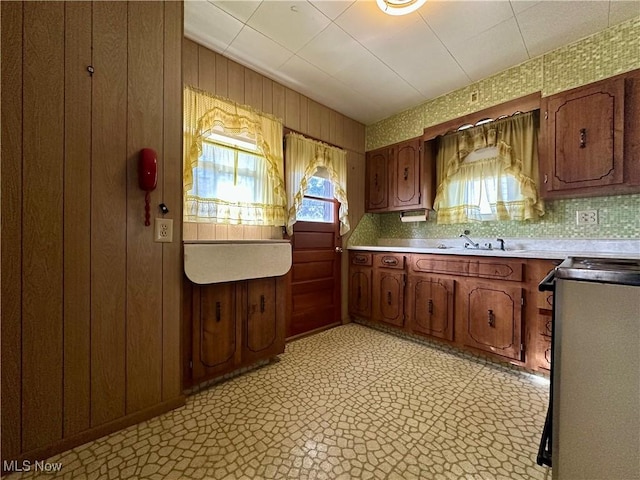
[428, 299, 433, 314]
[383, 258, 398, 266]
[260, 295, 265, 313]
[387, 291, 392, 305]
[488, 309, 495, 327]
[215, 302, 221, 322]
[354, 255, 367, 264]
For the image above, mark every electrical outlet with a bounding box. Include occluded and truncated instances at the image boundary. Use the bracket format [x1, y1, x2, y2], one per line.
[470, 91, 479, 102]
[155, 218, 173, 242]
[576, 209, 598, 225]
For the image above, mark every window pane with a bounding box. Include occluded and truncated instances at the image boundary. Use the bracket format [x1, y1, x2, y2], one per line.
[305, 176, 333, 199]
[297, 198, 334, 223]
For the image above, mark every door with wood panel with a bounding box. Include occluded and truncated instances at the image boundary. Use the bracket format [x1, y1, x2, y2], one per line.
[288, 177, 342, 338]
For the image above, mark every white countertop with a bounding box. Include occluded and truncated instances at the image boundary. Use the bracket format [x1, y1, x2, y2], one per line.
[348, 238, 640, 261]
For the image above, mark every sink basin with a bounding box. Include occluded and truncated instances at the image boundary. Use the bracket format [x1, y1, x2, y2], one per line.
[184, 241, 292, 284]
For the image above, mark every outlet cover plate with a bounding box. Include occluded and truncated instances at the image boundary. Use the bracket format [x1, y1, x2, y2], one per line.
[576, 209, 598, 225]
[155, 218, 173, 242]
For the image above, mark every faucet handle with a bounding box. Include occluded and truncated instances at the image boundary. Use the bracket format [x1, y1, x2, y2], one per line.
[496, 238, 505, 251]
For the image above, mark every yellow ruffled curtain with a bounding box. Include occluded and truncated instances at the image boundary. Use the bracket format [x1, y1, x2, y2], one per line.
[285, 133, 350, 236]
[183, 86, 286, 225]
[433, 111, 544, 224]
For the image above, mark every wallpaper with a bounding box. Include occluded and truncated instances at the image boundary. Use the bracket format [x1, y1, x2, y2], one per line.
[355, 17, 640, 244]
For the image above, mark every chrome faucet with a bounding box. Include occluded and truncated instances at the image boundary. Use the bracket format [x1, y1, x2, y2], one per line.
[460, 230, 480, 249]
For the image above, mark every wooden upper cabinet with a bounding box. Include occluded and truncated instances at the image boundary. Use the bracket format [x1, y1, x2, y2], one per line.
[390, 138, 421, 209]
[365, 136, 435, 213]
[365, 147, 389, 211]
[540, 70, 640, 198]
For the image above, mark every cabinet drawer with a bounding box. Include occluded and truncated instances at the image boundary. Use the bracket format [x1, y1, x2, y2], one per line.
[412, 256, 470, 276]
[536, 290, 554, 310]
[350, 252, 372, 266]
[472, 259, 523, 282]
[375, 253, 405, 269]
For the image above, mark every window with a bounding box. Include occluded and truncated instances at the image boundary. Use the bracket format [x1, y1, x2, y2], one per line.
[183, 87, 286, 226]
[296, 175, 335, 223]
[433, 111, 544, 224]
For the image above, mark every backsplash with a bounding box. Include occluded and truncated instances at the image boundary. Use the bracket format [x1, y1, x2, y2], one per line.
[348, 194, 640, 245]
[354, 16, 640, 245]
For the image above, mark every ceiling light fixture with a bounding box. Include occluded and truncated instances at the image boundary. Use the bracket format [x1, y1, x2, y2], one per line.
[376, 0, 427, 16]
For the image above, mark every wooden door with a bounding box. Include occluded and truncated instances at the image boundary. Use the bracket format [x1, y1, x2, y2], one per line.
[545, 78, 624, 192]
[463, 281, 523, 361]
[409, 275, 454, 341]
[365, 148, 389, 211]
[391, 138, 421, 209]
[289, 218, 342, 338]
[192, 283, 239, 381]
[349, 266, 372, 319]
[373, 270, 405, 327]
[242, 277, 284, 363]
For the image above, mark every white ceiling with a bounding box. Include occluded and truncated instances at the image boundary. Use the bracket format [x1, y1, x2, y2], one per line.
[184, 0, 639, 125]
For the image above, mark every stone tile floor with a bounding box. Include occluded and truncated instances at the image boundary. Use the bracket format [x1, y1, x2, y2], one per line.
[7, 324, 551, 479]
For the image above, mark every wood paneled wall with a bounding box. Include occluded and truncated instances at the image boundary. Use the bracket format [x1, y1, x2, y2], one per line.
[1, 1, 184, 464]
[182, 39, 367, 322]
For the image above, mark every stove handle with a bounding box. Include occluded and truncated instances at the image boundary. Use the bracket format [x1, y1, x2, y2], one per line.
[538, 269, 556, 292]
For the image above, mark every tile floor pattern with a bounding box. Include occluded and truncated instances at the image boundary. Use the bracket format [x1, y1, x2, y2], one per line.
[7, 324, 551, 480]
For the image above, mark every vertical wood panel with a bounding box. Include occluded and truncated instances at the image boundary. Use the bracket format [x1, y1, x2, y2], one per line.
[227, 60, 245, 103]
[244, 68, 262, 110]
[63, 0, 92, 438]
[126, 1, 164, 414]
[299, 95, 309, 135]
[182, 38, 199, 88]
[197, 44, 216, 93]
[272, 82, 285, 121]
[308, 100, 322, 139]
[319, 105, 331, 142]
[262, 77, 273, 115]
[162, 0, 183, 401]
[22, 0, 65, 452]
[1, 0, 23, 460]
[285, 88, 300, 131]
[91, 1, 128, 427]
[215, 53, 228, 97]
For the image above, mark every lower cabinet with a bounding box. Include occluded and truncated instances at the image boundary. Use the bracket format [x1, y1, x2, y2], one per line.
[190, 276, 286, 386]
[349, 251, 552, 371]
[407, 274, 454, 341]
[460, 280, 524, 361]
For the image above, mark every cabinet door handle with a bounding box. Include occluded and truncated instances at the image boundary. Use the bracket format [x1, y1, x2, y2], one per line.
[579, 128, 586, 148]
[357, 285, 362, 301]
[428, 299, 433, 314]
[215, 302, 221, 322]
[543, 173, 548, 184]
[260, 295, 265, 313]
[374, 173, 378, 187]
[387, 291, 392, 305]
[403, 167, 409, 180]
[488, 309, 495, 327]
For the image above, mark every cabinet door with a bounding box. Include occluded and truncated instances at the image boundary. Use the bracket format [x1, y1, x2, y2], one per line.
[544, 78, 624, 193]
[192, 283, 238, 381]
[373, 270, 405, 327]
[409, 275, 454, 341]
[243, 277, 284, 363]
[349, 267, 372, 319]
[365, 148, 389, 211]
[391, 138, 421, 209]
[462, 281, 523, 361]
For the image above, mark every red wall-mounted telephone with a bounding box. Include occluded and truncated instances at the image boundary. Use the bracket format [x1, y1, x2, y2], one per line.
[139, 148, 157, 226]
